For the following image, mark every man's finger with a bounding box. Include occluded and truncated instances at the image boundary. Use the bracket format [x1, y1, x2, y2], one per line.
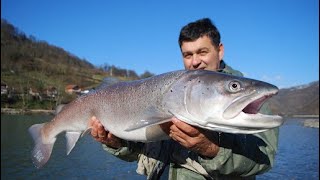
[90, 117, 100, 137]
[170, 130, 188, 146]
[172, 118, 200, 136]
[88, 116, 96, 127]
[159, 121, 173, 135]
[98, 124, 106, 138]
[91, 127, 97, 137]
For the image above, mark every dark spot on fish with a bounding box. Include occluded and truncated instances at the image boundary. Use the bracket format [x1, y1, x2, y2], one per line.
[170, 90, 173, 92]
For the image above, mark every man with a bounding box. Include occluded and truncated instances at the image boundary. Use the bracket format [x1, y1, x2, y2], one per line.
[89, 18, 279, 179]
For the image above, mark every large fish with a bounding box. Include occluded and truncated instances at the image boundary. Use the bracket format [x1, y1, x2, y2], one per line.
[28, 70, 283, 168]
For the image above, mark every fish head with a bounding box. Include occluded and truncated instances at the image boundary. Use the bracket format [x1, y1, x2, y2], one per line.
[167, 70, 284, 134]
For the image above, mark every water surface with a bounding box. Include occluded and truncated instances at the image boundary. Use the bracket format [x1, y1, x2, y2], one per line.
[1, 115, 319, 179]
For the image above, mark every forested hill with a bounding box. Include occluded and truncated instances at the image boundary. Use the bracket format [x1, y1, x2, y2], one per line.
[1, 19, 153, 109]
[1, 19, 104, 90]
[268, 81, 319, 116]
[1, 18, 154, 88]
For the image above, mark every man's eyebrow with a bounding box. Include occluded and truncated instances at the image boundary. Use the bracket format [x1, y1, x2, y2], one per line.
[197, 47, 209, 51]
[182, 51, 192, 55]
[182, 47, 209, 54]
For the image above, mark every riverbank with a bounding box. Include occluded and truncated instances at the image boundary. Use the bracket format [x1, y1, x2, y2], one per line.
[1, 108, 54, 115]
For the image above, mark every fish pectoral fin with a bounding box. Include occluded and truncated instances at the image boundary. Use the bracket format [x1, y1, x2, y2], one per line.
[125, 118, 172, 132]
[65, 131, 81, 155]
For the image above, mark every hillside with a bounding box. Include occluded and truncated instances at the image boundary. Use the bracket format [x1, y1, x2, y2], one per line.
[268, 81, 319, 116]
[1, 19, 152, 110]
[1, 19, 107, 89]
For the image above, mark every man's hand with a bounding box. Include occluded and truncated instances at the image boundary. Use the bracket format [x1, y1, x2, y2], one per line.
[160, 117, 220, 158]
[89, 116, 123, 149]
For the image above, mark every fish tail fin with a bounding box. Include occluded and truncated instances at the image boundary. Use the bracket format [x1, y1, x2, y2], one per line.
[65, 131, 81, 155]
[28, 123, 56, 169]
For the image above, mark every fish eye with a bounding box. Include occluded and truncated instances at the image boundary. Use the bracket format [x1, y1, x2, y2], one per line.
[228, 81, 242, 92]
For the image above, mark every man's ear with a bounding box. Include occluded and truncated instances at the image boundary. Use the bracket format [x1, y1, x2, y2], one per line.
[218, 43, 224, 61]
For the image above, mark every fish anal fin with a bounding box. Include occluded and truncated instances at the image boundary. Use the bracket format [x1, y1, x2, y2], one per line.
[81, 127, 92, 137]
[65, 132, 81, 155]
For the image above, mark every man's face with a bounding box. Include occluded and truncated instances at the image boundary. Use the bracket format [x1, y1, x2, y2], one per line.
[181, 36, 224, 71]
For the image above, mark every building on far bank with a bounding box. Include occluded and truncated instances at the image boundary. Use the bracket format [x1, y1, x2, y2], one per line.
[65, 85, 81, 94]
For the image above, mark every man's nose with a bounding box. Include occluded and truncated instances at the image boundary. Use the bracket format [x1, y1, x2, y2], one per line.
[192, 55, 201, 67]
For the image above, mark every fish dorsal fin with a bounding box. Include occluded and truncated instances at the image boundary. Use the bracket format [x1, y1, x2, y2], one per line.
[95, 77, 121, 90]
[55, 104, 67, 114]
[125, 118, 172, 132]
[65, 131, 81, 155]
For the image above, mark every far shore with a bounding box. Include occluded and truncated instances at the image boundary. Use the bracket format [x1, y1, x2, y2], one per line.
[291, 114, 319, 118]
[1, 108, 55, 115]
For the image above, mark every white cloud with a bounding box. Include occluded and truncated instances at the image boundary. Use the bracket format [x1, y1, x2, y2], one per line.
[260, 74, 285, 88]
[244, 73, 292, 88]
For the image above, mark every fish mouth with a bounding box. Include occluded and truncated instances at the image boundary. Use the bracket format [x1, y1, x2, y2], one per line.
[242, 95, 272, 114]
[223, 89, 276, 119]
[222, 88, 283, 131]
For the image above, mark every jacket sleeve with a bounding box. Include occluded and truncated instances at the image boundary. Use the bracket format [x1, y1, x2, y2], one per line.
[101, 141, 144, 162]
[198, 103, 280, 177]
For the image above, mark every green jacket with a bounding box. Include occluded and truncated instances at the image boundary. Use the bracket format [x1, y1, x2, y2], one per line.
[102, 61, 279, 180]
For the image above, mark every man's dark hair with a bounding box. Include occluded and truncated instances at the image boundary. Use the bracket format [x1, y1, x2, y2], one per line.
[178, 18, 221, 48]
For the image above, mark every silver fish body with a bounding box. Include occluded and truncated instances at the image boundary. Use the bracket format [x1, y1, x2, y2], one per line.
[28, 70, 283, 168]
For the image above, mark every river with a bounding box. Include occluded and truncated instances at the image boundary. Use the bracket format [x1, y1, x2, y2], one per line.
[1, 114, 319, 179]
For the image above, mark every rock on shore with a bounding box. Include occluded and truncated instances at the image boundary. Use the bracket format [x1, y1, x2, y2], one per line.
[303, 119, 319, 128]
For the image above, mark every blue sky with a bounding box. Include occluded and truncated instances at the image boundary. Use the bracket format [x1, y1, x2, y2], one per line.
[1, 0, 319, 88]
